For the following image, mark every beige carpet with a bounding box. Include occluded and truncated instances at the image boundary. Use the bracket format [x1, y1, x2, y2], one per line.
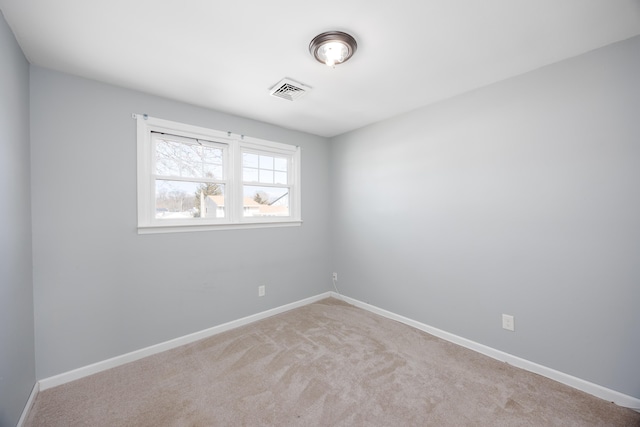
[25, 298, 640, 426]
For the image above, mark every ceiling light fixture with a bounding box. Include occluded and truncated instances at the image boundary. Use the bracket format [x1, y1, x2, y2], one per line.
[309, 31, 357, 67]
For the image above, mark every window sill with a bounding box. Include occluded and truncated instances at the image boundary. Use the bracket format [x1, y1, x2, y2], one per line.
[137, 220, 303, 234]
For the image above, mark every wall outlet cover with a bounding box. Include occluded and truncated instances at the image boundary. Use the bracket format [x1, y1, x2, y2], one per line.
[502, 314, 515, 331]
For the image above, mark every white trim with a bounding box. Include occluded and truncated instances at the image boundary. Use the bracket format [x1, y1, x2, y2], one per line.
[136, 114, 302, 232]
[291, 146, 301, 220]
[331, 292, 640, 411]
[137, 220, 302, 234]
[35, 290, 640, 411]
[239, 138, 297, 155]
[136, 115, 152, 227]
[16, 382, 39, 427]
[230, 140, 242, 221]
[38, 292, 331, 391]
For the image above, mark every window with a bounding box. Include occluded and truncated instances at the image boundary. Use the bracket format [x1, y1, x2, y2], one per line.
[242, 151, 291, 218]
[137, 115, 301, 233]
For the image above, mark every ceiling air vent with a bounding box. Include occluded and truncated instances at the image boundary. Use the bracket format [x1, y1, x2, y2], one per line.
[269, 78, 311, 101]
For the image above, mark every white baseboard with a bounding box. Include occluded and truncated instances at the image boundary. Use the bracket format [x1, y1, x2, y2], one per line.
[36, 290, 640, 412]
[38, 292, 332, 391]
[16, 382, 39, 427]
[332, 292, 640, 411]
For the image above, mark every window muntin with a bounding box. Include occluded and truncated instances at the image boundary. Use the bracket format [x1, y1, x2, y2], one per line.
[137, 115, 301, 233]
[242, 153, 288, 185]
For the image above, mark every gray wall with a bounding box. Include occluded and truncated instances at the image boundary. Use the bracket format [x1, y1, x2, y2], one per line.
[30, 67, 332, 379]
[0, 11, 35, 427]
[330, 36, 640, 398]
[7, 17, 639, 411]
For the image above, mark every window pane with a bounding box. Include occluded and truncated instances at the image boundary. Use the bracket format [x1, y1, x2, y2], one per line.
[203, 164, 223, 179]
[155, 138, 223, 179]
[259, 169, 274, 184]
[259, 155, 274, 169]
[199, 185, 226, 219]
[243, 185, 289, 217]
[155, 180, 225, 219]
[274, 171, 287, 184]
[201, 145, 223, 164]
[243, 167, 259, 182]
[242, 152, 289, 184]
[243, 153, 259, 168]
[274, 157, 287, 171]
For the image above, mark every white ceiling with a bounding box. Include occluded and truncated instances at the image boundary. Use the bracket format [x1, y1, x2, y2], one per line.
[1, 1, 639, 137]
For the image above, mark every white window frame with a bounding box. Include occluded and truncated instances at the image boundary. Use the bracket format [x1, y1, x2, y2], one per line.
[137, 115, 301, 233]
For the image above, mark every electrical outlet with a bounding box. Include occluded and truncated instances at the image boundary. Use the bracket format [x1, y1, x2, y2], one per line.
[502, 314, 515, 331]
[332, 272, 338, 281]
[258, 285, 265, 297]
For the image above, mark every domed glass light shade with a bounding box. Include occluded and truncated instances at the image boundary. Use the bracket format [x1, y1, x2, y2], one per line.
[309, 31, 357, 67]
